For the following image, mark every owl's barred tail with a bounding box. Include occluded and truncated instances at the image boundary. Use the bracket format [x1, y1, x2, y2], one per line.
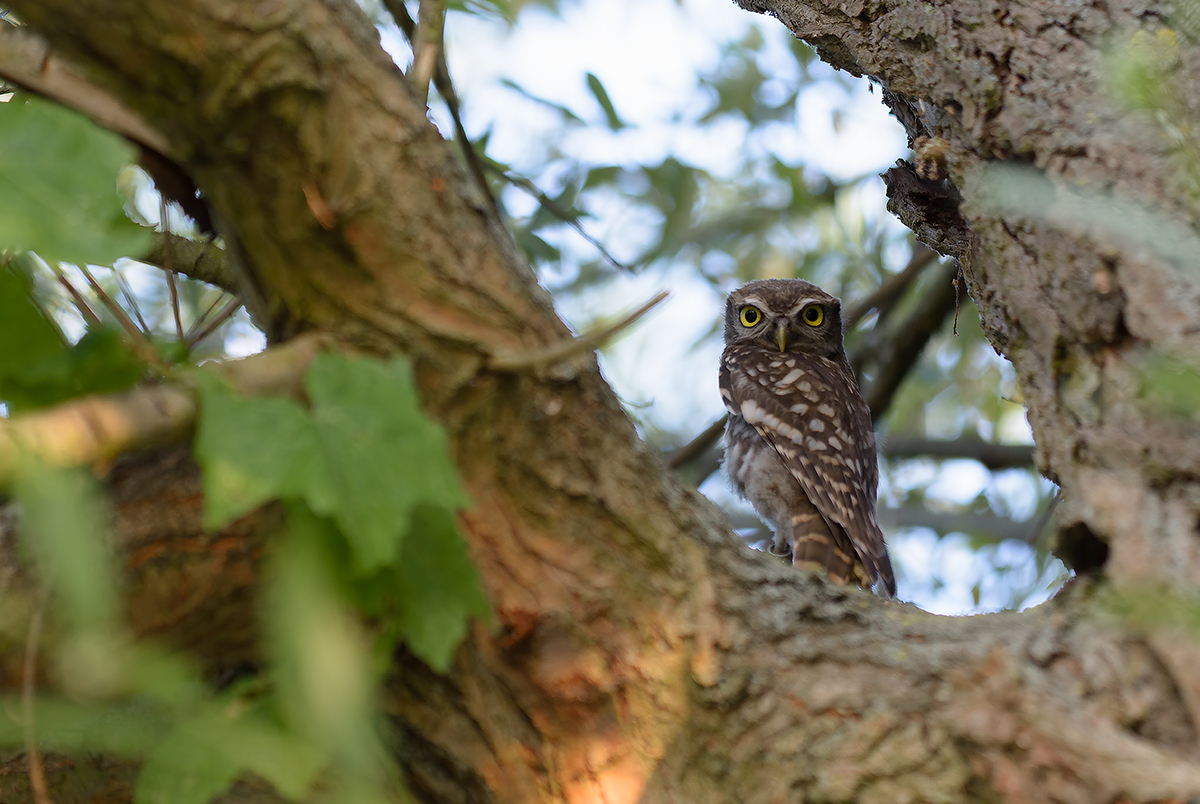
[789, 512, 864, 589]
[790, 513, 897, 598]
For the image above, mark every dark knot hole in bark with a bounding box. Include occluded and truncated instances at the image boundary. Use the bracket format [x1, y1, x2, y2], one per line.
[1055, 521, 1110, 573]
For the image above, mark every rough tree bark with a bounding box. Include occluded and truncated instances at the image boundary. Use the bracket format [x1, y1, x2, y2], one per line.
[1, 0, 1199, 802]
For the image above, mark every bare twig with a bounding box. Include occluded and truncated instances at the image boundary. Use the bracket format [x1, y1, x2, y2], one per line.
[386, 0, 416, 40]
[161, 198, 185, 344]
[485, 161, 634, 273]
[382, 0, 498, 217]
[166, 269, 184, 342]
[23, 585, 52, 804]
[952, 262, 965, 336]
[185, 296, 242, 350]
[843, 243, 937, 328]
[47, 264, 101, 328]
[111, 267, 149, 335]
[1024, 490, 1061, 545]
[412, 0, 444, 107]
[490, 291, 668, 372]
[75, 265, 167, 370]
[184, 292, 229, 344]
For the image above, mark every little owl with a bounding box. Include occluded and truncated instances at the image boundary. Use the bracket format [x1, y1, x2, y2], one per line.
[720, 278, 896, 597]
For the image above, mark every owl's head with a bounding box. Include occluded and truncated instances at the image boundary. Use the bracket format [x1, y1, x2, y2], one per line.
[723, 279, 844, 358]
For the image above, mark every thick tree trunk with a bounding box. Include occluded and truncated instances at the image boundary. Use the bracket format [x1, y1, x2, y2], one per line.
[3, 0, 1200, 801]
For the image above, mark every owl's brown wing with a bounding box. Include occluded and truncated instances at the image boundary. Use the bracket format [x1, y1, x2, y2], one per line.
[720, 344, 896, 596]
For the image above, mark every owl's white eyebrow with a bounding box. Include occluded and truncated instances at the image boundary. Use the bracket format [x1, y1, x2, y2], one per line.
[787, 297, 825, 314]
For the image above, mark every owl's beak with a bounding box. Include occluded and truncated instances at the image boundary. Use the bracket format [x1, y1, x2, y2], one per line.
[773, 320, 788, 352]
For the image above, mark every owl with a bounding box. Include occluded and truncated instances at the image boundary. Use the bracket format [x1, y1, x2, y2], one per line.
[720, 279, 896, 597]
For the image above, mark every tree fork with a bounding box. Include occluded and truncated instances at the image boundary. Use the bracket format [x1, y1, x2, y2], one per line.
[2, 0, 1200, 801]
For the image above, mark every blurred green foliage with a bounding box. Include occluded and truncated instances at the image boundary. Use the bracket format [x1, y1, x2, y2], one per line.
[0, 86, 485, 801]
[195, 353, 488, 669]
[0, 97, 152, 265]
[1103, 584, 1200, 633]
[1106, 7, 1200, 208]
[0, 258, 146, 411]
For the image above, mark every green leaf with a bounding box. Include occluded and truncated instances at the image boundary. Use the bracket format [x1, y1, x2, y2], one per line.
[0, 262, 64, 372]
[583, 165, 623, 190]
[0, 264, 146, 411]
[0, 697, 170, 755]
[394, 505, 491, 672]
[499, 78, 583, 123]
[135, 707, 326, 804]
[135, 721, 241, 804]
[196, 353, 467, 572]
[585, 72, 627, 131]
[0, 96, 152, 265]
[197, 353, 483, 675]
[2, 328, 147, 412]
[514, 228, 562, 264]
[193, 370, 327, 528]
[304, 353, 468, 571]
[267, 505, 385, 780]
[13, 466, 119, 632]
[447, 0, 516, 22]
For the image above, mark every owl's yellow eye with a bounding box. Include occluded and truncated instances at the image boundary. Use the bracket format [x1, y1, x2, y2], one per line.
[802, 304, 824, 327]
[739, 305, 762, 327]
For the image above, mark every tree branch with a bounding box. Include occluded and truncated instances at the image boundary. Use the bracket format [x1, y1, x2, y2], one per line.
[877, 504, 1049, 544]
[881, 436, 1035, 471]
[0, 21, 171, 156]
[730, 501, 1052, 545]
[138, 233, 235, 294]
[861, 257, 961, 422]
[677, 434, 1035, 491]
[0, 334, 325, 486]
[843, 242, 938, 328]
[382, 0, 498, 218]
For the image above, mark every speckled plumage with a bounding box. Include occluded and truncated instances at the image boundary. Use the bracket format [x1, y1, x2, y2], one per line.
[720, 279, 896, 597]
